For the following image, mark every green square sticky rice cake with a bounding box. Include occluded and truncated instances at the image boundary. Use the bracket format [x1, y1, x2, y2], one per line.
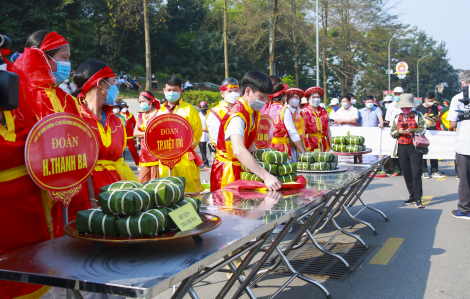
[241, 172, 263, 182]
[298, 153, 315, 163]
[242, 162, 277, 175]
[142, 177, 185, 207]
[116, 208, 167, 237]
[261, 151, 288, 164]
[76, 208, 120, 236]
[99, 180, 143, 193]
[251, 148, 277, 161]
[310, 162, 331, 171]
[297, 162, 310, 170]
[276, 162, 297, 176]
[331, 136, 347, 145]
[98, 189, 153, 216]
[276, 173, 297, 183]
[313, 152, 335, 162]
[346, 136, 365, 145]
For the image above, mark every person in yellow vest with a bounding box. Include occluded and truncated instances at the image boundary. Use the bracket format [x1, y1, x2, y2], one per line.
[157, 75, 204, 195]
[206, 78, 241, 161]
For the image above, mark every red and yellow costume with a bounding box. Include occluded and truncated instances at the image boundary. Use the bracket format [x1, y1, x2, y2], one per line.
[157, 100, 203, 193]
[210, 98, 259, 191]
[136, 110, 159, 175]
[266, 102, 291, 156]
[302, 87, 331, 152]
[207, 100, 231, 143]
[120, 110, 140, 164]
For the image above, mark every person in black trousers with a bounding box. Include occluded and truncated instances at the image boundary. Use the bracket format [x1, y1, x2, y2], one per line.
[391, 93, 427, 208]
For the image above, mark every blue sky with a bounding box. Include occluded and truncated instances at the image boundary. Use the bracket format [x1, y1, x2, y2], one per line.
[392, 0, 470, 71]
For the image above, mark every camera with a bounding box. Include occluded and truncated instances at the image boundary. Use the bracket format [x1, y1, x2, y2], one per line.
[0, 33, 20, 111]
[456, 86, 470, 122]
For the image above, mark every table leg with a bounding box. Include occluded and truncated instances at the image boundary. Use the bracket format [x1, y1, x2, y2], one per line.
[172, 272, 200, 299]
[354, 155, 358, 164]
[358, 154, 363, 164]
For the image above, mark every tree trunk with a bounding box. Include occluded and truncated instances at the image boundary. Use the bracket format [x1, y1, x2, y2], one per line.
[321, 0, 328, 102]
[292, 0, 299, 87]
[224, 0, 229, 78]
[269, 0, 278, 76]
[143, 0, 151, 91]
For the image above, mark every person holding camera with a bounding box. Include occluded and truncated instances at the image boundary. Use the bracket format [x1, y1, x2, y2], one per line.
[390, 93, 427, 209]
[448, 70, 470, 219]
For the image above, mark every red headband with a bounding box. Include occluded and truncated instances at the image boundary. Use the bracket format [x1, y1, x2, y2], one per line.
[77, 66, 115, 99]
[219, 84, 239, 91]
[40, 32, 69, 52]
[140, 92, 161, 109]
[269, 84, 289, 99]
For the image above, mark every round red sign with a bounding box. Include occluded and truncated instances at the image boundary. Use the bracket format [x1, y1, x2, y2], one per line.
[145, 114, 194, 170]
[25, 113, 99, 207]
[254, 114, 274, 149]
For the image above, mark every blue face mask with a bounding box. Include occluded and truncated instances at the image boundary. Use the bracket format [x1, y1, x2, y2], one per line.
[165, 92, 180, 103]
[103, 81, 120, 105]
[394, 96, 400, 102]
[365, 103, 374, 109]
[140, 102, 151, 111]
[333, 106, 339, 111]
[49, 57, 71, 83]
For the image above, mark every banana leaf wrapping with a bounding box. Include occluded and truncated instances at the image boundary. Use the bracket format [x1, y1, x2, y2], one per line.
[345, 136, 365, 145]
[276, 162, 297, 176]
[252, 148, 276, 161]
[331, 154, 339, 163]
[297, 162, 310, 170]
[274, 199, 298, 211]
[298, 153, 315, 163]
[142, 178, 185, 207]
[276, 173, 297, 183]
[242, 162, 277, 175]
[166, 198, 202, 229]
[261, 151, 288, 164]
[328, 162, 338, 169]
[241, 172, 263, 182]
[241, 199, 263, 210]
[345, 145, 363, 153]
[98, 189, 153, 216]
[100, 181, 143, 193]
[361, 145, 367, 151]
[313, 152, 335, 162]
[333, 144, 347, 152]
[263, 212, 283, 223]
[76, 209, 119, 236]
[116, 208, 168, 237]
[310, 162, 331, 171]
[331, 136, 347, 144]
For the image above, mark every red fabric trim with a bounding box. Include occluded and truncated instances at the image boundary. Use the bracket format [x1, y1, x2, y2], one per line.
[219, 84, 240, 91]
[305, 86, 324, 98]
[269, 84, 289, 99]
[286, 88, 305, 98]
[77, 66, 115, 99]
[209, 109, 222, 122]
[140, 92, 161, 109]
[39, 32, 69, 52]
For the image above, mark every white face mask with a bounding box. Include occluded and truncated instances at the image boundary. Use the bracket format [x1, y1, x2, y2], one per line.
[289, 98, 300, 107]
[310, 98, 321, 107]
[351, 99, 356, 105]
[341, 102, 350, 108]
[248, 92, 266, 111]
[121, 108, 128, 113]
[112, 108, 120, 114]
[225, 92, 240, 104]
[385, 103, 390, 108]
[427, 101, 435, 106]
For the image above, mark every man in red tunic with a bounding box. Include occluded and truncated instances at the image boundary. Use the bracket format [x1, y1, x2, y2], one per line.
[302, 86, 332, 152]
[210, 71, 281, 191]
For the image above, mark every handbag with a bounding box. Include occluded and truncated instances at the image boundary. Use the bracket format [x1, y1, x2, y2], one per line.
[413, 134, 430, 148]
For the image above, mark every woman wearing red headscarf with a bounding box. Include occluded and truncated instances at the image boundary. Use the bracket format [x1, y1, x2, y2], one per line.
[133, 91, 161, 183]
[73, 60, 138, 201]
[0, 50, 52, 299]
[302, 86, 332, 152]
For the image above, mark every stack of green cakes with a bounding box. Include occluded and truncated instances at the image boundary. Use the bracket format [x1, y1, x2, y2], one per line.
[242, 148, 297, 183]
[75, 178, 201, 237]
[297, 152, 339, 171]
[331, 136, 367, 153]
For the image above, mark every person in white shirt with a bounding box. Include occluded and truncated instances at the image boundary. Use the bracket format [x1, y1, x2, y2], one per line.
[58, 79, 76, 94]
[184, 80, 193, 92]
[385, 86, 404, 122]
[332, 95, 358, 127]
[198, 101, 211, 169]
[329, 98, 340, 122]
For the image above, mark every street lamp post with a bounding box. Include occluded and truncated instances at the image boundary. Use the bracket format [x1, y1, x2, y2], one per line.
[417, 53, 433, 98]
[316, 0, 319, 87]
[388, 29, 411, 90]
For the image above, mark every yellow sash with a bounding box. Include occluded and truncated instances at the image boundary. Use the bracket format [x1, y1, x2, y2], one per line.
[271, 136, 289, 144]
[216, 153, 242, 189]
[0, 164, 29, 182]
[0, 111, 16, 142]
[94, 158, 139, 182]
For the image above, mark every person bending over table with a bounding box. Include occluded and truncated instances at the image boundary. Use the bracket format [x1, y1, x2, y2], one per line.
[302, 86, 332, 151]
[210, 70, 281, 192]
[133, 91, 161, 182]
[390, 93, 426, 209]
[331, 94, 358, 127]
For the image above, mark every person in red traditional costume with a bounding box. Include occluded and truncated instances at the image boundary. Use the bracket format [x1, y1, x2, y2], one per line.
[210, 70, 281, 192]
[133, 91, 161, 183]
[0, 51, 52, 299]
[264, 79, 307, 162]
[302, 86, 332, 152]
[119, 101, 140, 164]
[72, 60, 138, 201]
[284, 87, 308, 162]
[206, 78, 241, 161]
